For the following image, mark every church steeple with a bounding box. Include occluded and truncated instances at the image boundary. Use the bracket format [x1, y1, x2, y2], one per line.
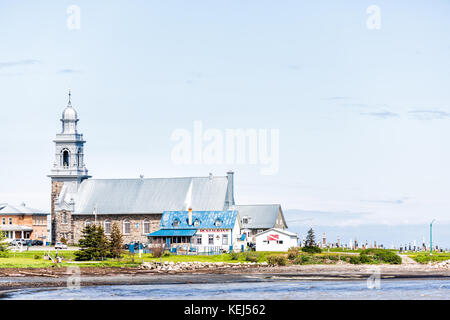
[49, 90, 90, 183]
[61, 89, 79, 134]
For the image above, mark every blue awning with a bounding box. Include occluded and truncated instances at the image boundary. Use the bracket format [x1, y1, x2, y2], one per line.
[147, 229, 197, 237]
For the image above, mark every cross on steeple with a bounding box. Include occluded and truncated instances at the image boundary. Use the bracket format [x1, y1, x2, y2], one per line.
[68, 89, 72, 105]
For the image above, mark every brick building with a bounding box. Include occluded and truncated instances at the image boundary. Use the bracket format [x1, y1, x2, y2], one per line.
[0, 203, 50, 242]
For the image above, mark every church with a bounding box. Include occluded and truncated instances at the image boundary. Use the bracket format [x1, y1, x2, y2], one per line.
[49, 93, 287, 245]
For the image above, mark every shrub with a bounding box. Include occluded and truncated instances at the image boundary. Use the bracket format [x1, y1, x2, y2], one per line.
[287, 247, 300, 260]
[327, 255, 339, 261]
[267, 254, 287, 266]
[359, 253, 372, 264]
[302, 246, 322, 254]
[245, 252, 259, 263]
[151, 245, 164, 258]
[349, 256, 361, 264]
[0, 251, 9, 258]
[294, 255, 311, 265]
[162, 251, 171, 257]
[34, 254, 41, 260]
[360, 249, 402, 264]
[229, 251, 240, 260]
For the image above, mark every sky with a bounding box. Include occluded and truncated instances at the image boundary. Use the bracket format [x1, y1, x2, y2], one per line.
[0, 1, 449, 247]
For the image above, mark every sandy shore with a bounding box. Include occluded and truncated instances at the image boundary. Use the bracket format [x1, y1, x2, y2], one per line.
[0, 263, 449, 294]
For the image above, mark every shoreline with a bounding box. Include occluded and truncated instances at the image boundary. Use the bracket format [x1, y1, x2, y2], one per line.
[1, 264, 449, 295]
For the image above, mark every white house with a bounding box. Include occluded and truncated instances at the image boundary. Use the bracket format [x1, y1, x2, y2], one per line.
[255, 228, 299, 252]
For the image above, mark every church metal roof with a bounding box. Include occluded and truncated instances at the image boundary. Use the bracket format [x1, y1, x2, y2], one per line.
[69, 176, 230, 215]
[234, 204, 285, 229]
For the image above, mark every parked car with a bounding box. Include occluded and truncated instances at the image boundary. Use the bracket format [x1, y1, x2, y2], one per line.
[31, 240, 43, 246]
[55, 242, 68, 249]
[10, 239, 27, 246]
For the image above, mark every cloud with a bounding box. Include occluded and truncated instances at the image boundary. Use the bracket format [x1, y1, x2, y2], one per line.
[284, 209, 371, 227]
[0, 59, 39, 69]
[57, 69, 80, 74]
[361, 198, 407, 205]
[408, 110, 450, 120]
[322, 96, 352, 101]
[360, 111, 399, 119]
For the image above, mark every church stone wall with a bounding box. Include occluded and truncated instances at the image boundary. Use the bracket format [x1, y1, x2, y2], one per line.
[51, 181, 65, 243]
[68, 214, 162, 245]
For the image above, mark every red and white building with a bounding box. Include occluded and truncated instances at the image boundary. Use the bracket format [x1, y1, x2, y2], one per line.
[255, 228, 299, 252]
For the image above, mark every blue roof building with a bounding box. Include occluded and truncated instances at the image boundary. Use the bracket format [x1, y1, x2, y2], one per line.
[147, 209, 245, 253]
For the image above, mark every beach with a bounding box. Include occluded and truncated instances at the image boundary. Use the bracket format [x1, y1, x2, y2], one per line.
[1, 263, 449, 295]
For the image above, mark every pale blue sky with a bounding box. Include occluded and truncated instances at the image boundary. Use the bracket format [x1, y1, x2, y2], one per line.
[1, 1, 449, 246]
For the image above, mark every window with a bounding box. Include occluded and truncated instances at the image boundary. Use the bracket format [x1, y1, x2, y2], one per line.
[242, 217, 248, 224]
[8, 218, 12, 225]
[193, 219, 200, 227]
[143, 219, 150, 234]
[173, 219, 180, 227]
[123, 219, 130, 234]
[208, 234, 214, 245]
[85, 219, 92, 227]
[63, 150, 70, 168]
[62, 213, 67, 224]
[2, 218, 5, 225]
[196, 235, 202, 245]
[214, 219, 222, 227]
[222, 234, 228, 245]
[104, 220, 111, 234]
[277, 240, 284, 244]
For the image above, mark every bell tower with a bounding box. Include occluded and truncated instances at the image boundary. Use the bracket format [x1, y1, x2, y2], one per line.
[48, 90, 91, 242]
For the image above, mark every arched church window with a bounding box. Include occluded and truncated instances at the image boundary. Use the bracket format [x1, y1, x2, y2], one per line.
[123, 219, 130, 234]
[63, 150, 70, 168]
[104, 220, 111, 234]
[62, 213, 67, 224]
[143, 219, 150, 234]
[85, 219, 92, 227]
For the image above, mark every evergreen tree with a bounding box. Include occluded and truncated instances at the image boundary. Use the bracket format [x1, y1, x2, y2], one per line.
[305, 228, 316, 247]
[75, 224, 108, 261]
[303, 228, 321, 253]
[108, 222, 123, 259]
[0, 231, 9, 252]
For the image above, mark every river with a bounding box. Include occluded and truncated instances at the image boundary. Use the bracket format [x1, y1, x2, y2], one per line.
[2, 279, 450, 300]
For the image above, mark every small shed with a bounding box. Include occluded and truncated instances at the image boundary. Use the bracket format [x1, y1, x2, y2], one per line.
[255, 228, 299, 252]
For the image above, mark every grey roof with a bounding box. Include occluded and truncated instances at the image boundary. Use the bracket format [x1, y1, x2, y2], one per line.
[69, 176, 230, 215]
[234, 204, 285, 229]
[0, 203, 47, 215]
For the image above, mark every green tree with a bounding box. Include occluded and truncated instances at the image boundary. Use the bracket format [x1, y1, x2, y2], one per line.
[108, 222, 123, 259]
[302, 228, 322, 253]
[75, 224, 109, 261]
[304, 228, 316, 247]
[0, 231, 9, 252]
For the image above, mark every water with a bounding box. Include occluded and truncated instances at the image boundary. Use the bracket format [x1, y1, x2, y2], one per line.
[2, 279, 450, 300]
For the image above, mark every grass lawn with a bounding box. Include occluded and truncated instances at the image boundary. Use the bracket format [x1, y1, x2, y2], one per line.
[407, 252, 450, 263]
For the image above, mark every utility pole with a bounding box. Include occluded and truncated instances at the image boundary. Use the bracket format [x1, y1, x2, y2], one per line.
[430, 219, 436, 255]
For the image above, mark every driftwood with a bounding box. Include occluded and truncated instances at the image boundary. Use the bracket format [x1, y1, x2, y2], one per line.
[18, 271, 59, 278]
